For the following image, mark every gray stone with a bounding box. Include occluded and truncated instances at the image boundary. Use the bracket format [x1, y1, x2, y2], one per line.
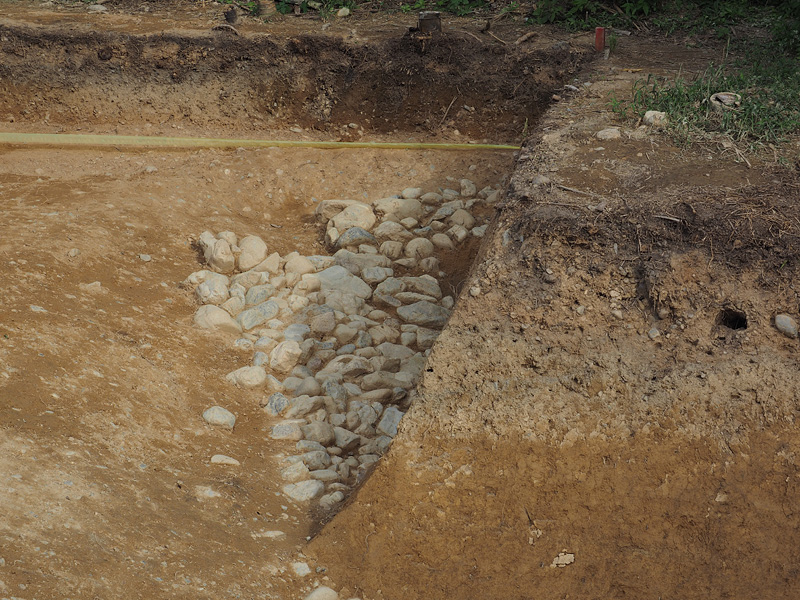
[377, 342, 415, 360]
[283, 480, 325, 502]
[281, 461, 310, 482]
[397, 301, 450, 328]
[395, 292, 437, 304]
[301, 450, 332, 470]
[270, 419, 305, 440]
[430, 232, 455, 250]
[377, 406, 404, 437]
[362, 266, 393, 284]
[401, 187, 423, 199]
[235, 301, 280, 331]
[597, 127, 621, 140]
[317, 264, 373, 298]
[301, 421, 336, 445]
[374, 221, 414, 243]
[284, 255, 315, 275]
[202, 406, 236, 430]
[334, 227, 378, 249]
[297, 440, 326, 452]
[460, 179, 477, 197]
[379, 240, 404, 259]
[245, 284, 276, 306]
[284, 323, 311, 342]
[404, 237, 435, 259]
[284, 395, 325, 419]
[420, 191, 443, 205]
[333, 249, 391, 277]
[195, 274, 230, 305]
[361, 371, 409, 391]
[199, 231, 235, 274]
[775, 314, 798, 339]
[264, 392, 289, 416]
[319, 290, 365, 316]
[295, 376, 322, 397]
[373, 197, 423, 222]
[402, 275, 442, 299]
[310, 310, 337, 334]
[333, 426, 360, 452]
[416, 327, 439, 349]
[315, 199, 362, 222]
[320, 491, 345, 510]
[449, 208, 476, 229]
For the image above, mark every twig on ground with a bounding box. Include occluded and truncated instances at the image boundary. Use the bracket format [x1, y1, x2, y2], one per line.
[439, 96, 457, 128]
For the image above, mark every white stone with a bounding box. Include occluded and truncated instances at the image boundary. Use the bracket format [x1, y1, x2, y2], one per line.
[316, 199, 361, 222]
[292, 562, 312, 577]
[270, 341, 303, 373]
[643, 110, 667, 127]
[194, 305, 243, 335]
[202, 406, 236, 430]
[195, 276, 230, 305]
[460, 179, 477, 197]
[317, 265, 372, 299]
[226, 366, 267, 389]
[253, 252, 281, 274]
[210, 454, 240, 466]
[281, 461, 311, 482]
[285, 255, 316, 275]
[270, 419, 306, 440]
[283, 480, 325, 502]
[304, 586, 339, 600]
[331, 203, 376, 232]
[238, 235, 268, 271]
[373, 197, 423, 222]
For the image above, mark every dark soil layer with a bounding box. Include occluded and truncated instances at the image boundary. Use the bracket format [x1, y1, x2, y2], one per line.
[0, 22, 587, 140]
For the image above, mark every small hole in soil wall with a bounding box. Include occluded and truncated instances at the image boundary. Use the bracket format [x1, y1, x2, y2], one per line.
[718, 307, 748, 330]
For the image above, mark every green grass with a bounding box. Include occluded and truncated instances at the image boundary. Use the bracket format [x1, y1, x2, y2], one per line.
[612, 40, 800, 149]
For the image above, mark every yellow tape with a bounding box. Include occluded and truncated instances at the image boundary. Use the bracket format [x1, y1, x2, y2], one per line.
[0, 132, 519, 151]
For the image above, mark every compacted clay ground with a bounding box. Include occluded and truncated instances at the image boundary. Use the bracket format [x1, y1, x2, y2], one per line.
[2, 2, 800, 599]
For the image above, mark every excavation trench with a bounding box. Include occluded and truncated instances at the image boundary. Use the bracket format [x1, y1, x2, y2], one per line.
[0, 19, 592, 600]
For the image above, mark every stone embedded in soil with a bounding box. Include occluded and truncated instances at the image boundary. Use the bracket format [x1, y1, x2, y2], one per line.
[404, 237, 435, 259]
[226, 365, 268, 389]
[194, 305, 243, 335]
[775, 314, 798, 339]
[596, 127, 621, 140]
[210, 454, 240, 466]
[304, 586, 339, 600]
[282, 480, 325, 502]
[397, 301, 450, 328]
[281, 461, 311, 482]
[202, 406, 236, 430]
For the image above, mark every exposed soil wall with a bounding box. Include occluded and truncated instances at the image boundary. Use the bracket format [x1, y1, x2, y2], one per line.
[307, 76, 800, 599]
[0, 23, 585, 140]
